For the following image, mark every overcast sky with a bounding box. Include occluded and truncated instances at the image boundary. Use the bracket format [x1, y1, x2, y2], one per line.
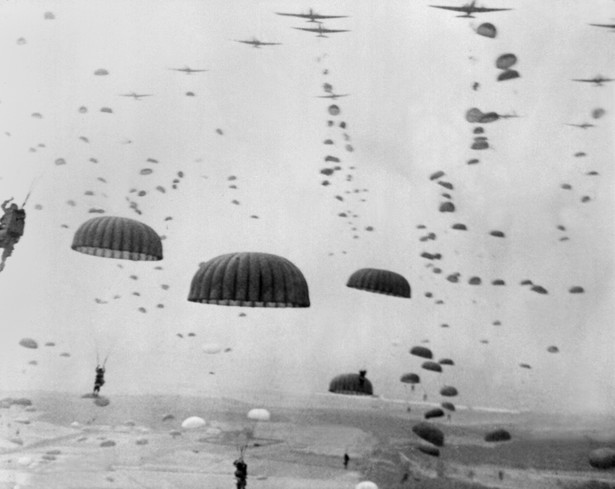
[0, 0, 613, 415]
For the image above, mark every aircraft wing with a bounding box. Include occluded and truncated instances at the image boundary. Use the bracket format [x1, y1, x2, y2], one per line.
[318, 94, 349, 98]
[312, 14, 349, 19]
[275, 12, 310, 18]
[589, 23, 615, 28]
[571, 79, 595, 82]
[260, 42, 282, 45]
[473, 7, 513, 12]
[293, 27, 322, 33]
[429, 5, 467, 12]
[319, 27, 350, 33]
[235, 40, 255, 44]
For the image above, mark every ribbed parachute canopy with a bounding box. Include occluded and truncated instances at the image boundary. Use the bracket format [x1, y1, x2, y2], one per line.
[346, 268, 411, 298]
[498, 69, 520, 81]
[438, 358, 454, 366]
[329, 370, 373, 396]
[422, 361, 443, 373]
[410, 346, 433, 359]
[412, 422, 444, 447]
[439, 386, 459, 397]
[188, 252, 310, 307]
[71, 216, 163, 261]
[476, 22, 497, 38]
[400, 373, 420, 384]
[485, 428, 512, 442]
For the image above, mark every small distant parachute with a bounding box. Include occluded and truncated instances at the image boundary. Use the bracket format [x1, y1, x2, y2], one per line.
[140, 168, 153, 176]
[498, 70, 520, 81]
[100, 107, 113, 113]
[473, 127, 484, 134]
[475, 22, 496, 38]
[439, 202, 455, 213]
[329, 370, 373, 396]
[60, 352, 70, 357]
[519, 363, 532, 369]
[45, 342, 55, 347]
[430, 171, 445, 180]
[547, 346, 559, 353]
[355, 482, 378, 489]
[591, 108, 606, 120]
[55, 158, 67, 166]
[422, 361, 442, 373]
[441, 401, 456, 412]
[162, 414, 175, 422]
[181, 416, 206, 429]
[438, 359, 454, 366]
[78, 106, 88, 113]
[94, 69, 109, 76]
[201, 343, 222, 354]
[466, 108, 484, 123]
[188, 252, 310, 307]
[446, 274, 459, 283]
[588, 448, 615, 470]
[417, 444, 440, 457]
[490, 230, 505, 238]
[410, 346, 432, 359]
[19, 338, 38, 349]
[569, 286, 584, 294]
[347, 268, 411, 298]
[328, 105, 340, 116]
[451, 223, 467, 230]
[468, 277, 482, 285]
[71, 216, 163, 261]
[424, 408, 445, 419]
[412, 422, 444, 447]
[484, 429, 511, 442]
[520, 279, 533, 286]
[492, 279, 506, 286]
[44, 11, 55, 19]
[467, 158, 479, 165]
[247, 408, 270, 421]
[496, 53, 517, 70]
[439, 386, 458, 397]
[531, 285, 548, 295]
[400, 373, 420, 384]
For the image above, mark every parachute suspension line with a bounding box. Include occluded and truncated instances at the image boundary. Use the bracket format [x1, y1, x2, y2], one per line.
[21, 175, 41, 208]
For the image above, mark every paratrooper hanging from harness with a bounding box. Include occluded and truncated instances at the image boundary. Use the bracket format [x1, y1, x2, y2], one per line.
[0, 198, 26, 272]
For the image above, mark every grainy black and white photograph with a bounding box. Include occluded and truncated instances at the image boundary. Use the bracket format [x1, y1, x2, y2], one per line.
[0, 0, 614, 488]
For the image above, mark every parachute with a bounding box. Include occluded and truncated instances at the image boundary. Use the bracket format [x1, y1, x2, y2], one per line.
[495, 53, 517, 70]
[452, 223, 467, 230]
[181, 416, 206, 429]
[19, 338, 38, 349]
[188, 252, 310, 307]
[439, 386, 458, 397]
[329, 371, 373, 396]
[346, 268, 411, 298]
[412, 422, 444, 446]
[425, 408, 445, 419]
[588, 448, 615, 469]
[547, 346, 559, 353]
[569, 286, 584, 294]
[441, 401, 456, 412]
[94, 68, 109, 76]
[410, 346, 433, 359]
[417, 444, 440, 457]
[355, 482, 378, 489]
[484, 429, 511, 442]
[422, 361, 442, 373]
[498, 70, 520, 81]
[592, 108, 606, 120]
[400, 373, 420, 384]
[473, 127, 485, 134]
[328, 105, 340, 116]
[247, 408, 270, 421]
[71, 216, 163, 261]
[490, 230, 505, 238]
[94, 396, 110, 407]
[519, 363, 532, 369]
[476, 22, 496, 38]
[438, 358, 454, 366]
[439, 202, 455, 212]
[492, 279, 506, 286]
[468, 277, 482, 285]
[465, 108, 484, 123]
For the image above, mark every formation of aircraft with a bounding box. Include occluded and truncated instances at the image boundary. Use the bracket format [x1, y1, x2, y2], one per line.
[169, 66, 209, 74]
[564, 123, 595, 129]
[234, 38, 282, 48]
[275, 9, 349, 23]
[119, 92, 153, 100]
[571, 75, 615, 86]
[429, 1, 512, 18]
[293, 23, 350, 38]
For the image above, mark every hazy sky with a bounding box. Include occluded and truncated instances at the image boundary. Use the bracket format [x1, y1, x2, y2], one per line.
[0, 0, 614, 415]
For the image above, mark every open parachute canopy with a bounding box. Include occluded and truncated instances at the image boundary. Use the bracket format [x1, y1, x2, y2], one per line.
[465, 108, 484, 123]
[439, 386, 459, 397]
[498, 69, 520, 81]
[400, 373, 420, 384]
[247, 408, 271, 421]
[496, 53, 517, 70]
[410, 346, 433, 359]
[438, 358, 454, 366]
[417, 444, 440, 457]
[71, 216, 163, 261]
[346, 268, 411, 298]
[188, 252, 310, 307]
[425, 408, 445, 419]
[412, 422, 444, 447]
[329, 370, 373, 396]
[422, 361, 443, 373]
[441, 401, 456, 412]
[485, 428, 511, 442]
[476, 22, 497, 38]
